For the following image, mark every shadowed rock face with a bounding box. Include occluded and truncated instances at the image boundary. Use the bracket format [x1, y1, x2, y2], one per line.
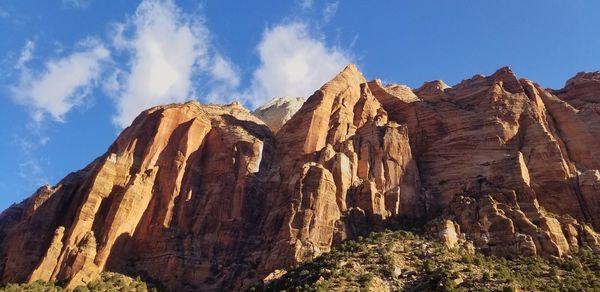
[1, 65, 600, 291]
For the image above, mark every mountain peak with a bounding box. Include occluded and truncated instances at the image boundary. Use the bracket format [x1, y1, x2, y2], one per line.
[252, 96, 305, 133]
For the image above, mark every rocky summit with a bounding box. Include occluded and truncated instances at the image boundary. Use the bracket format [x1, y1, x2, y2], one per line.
[252, 96, 305, 133]
[1, 65, 600, 291]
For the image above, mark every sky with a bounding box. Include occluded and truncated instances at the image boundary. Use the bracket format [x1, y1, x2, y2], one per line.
[1, 0, 600, 211]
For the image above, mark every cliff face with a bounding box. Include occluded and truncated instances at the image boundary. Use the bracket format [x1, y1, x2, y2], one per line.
[0, 102, 275, 291]
[1, 65, 600, 291]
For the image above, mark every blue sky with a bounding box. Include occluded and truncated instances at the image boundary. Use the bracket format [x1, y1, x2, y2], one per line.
[1, 0, 600, 211]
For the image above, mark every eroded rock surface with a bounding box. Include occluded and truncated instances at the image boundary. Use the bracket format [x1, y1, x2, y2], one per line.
[1, 65, 600, 291]
[252, 96, 305, 133]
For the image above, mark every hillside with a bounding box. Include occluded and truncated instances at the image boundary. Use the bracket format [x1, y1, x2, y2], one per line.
[6, 229, 600, 291]
[254, 230, 600, 292]
[5, 229, 600, 291]
[0, 272, 160, 292]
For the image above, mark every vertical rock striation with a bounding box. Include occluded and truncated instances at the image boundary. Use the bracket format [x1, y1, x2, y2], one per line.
[0, 102, 275, 291]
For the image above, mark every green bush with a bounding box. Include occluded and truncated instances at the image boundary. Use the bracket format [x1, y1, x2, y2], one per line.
[482, 271, 491, 281]
[358, 272, 374, 290]
[424, 259, 436, 274]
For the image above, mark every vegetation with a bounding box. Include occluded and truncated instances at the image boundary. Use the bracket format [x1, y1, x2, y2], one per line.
[0, 280, 64, 292]
[0, 272, 160, 292]
[3, 230, 600, 291]
[250, 229, 600, 291]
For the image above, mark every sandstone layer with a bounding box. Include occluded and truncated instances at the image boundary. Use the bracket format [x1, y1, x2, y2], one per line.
[1, 66, 600, 291]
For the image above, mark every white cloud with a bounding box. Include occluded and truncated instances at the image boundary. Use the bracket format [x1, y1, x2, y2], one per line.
[62, 0, 91, 9]
[242, 22, 352, 109]
[202, 54, 240, 104]
[8, 0, 349, 129]
[11, 39, 110, 122]
[15, 40, 35, 69]
[210, 54, 239, 87]
[109, 0, 238, 128]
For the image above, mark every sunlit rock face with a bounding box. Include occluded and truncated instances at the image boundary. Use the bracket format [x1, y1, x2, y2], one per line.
[0, 101, 275, 291]
[1, 65, 600, 291]
[370, 68, 600, 258]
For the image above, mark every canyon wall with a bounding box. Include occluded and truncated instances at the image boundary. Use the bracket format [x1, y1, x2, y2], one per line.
[1, 65, 599, 291]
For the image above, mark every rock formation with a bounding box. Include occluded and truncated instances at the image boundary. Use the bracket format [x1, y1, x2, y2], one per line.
[1, 65, 600, 291]
[252, 96, 305, 133]
[0, 102, 275, 291]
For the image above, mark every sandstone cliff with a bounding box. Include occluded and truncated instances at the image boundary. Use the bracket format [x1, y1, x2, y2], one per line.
[1, 66, 599, 291]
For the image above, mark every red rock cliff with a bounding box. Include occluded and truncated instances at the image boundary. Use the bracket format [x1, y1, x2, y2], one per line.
[1, 66, 599, 291]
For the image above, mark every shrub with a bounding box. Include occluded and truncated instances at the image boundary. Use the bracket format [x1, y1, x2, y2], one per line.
[358, 272, 374, 287]
[424, 259, 436, 274]
[563, 258, 583, 273]
[461, 253, 474, 264]
[482, 271, 491, 281]
[496, 266, 514, 282]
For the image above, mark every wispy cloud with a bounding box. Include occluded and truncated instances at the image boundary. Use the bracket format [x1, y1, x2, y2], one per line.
[108, 0, 239, 128]
[7, 0, 351, 129]
[11, 39, 110, 123]
[323, 1, 339, 23]
[209, 54, 240, 88]
[0, 6, 9, 18]
[202, 54, 240, 103]
[299, 0, 314, 9]
[15, 40, 34, 69]
[13, 135, 49, 188]
[62, 0, 91, 9]
[241, 22, 352, 108]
